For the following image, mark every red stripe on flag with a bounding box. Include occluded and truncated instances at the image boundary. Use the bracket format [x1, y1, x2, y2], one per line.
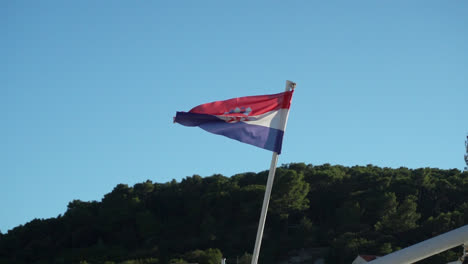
[188, 91, 293, 116]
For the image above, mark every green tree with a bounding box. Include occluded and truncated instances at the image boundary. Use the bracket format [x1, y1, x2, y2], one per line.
[169, 258, 188, 264]
[335, 201, 362, 231]
[271, 170, 310, 219]
[375, 195, 421, 233]
[238, 253, 252, 264]
[1, 163, 467, 264]
[203, 248, 223, 264]
[330, 232, 374, 264]
[184, 249, 222, 264]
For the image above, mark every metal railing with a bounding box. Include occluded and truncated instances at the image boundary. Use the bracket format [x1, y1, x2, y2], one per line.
[368, 225, 468, 264]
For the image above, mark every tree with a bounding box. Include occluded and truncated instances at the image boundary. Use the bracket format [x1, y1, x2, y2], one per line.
[1, 163, 467, 264]
[271, 169, 310, 220]
[375, 195, 421, 233]
[335, 201, 362, 231]
[238, 253, 252, 264]
[203, 248, 223, 264]
[184, 249, 222, 264]
[169, 258, 188, 264]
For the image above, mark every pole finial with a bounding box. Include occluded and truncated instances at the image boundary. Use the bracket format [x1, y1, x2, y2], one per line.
[286, 80, 296, 91]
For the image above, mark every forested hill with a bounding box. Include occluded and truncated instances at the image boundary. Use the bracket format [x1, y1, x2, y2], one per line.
[1, 163, 467, 264]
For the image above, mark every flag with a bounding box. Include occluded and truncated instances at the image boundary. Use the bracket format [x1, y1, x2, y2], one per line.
[174, 90, 294, 154]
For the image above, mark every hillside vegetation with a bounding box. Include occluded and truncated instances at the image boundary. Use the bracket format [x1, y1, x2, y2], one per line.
[1, 163, 467, 264]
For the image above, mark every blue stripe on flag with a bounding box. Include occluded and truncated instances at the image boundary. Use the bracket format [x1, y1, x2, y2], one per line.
[175, 112, 284, 153]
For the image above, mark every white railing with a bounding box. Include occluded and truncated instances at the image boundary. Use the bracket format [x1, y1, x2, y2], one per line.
[368, 225, 468, 264]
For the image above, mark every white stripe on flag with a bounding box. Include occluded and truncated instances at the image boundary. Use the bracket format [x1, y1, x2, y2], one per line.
[215, 109, 289, 131]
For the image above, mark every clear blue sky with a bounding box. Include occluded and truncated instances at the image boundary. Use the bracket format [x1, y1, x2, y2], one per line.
[1, 0, 467, 233]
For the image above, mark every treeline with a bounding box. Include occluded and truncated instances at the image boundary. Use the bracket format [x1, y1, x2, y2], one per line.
[0, 163, 467, 264]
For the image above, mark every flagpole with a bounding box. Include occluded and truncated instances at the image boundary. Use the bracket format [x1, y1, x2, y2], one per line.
[251, 80, 296, 264]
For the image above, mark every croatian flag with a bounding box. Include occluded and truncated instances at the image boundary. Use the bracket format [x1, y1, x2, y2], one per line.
[174, 90, 294, 154]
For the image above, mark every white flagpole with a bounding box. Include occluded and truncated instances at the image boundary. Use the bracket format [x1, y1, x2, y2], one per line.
[251, 80, 296, 264]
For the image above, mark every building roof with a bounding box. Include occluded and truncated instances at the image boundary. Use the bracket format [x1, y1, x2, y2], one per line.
[359, 255, 379, 261]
